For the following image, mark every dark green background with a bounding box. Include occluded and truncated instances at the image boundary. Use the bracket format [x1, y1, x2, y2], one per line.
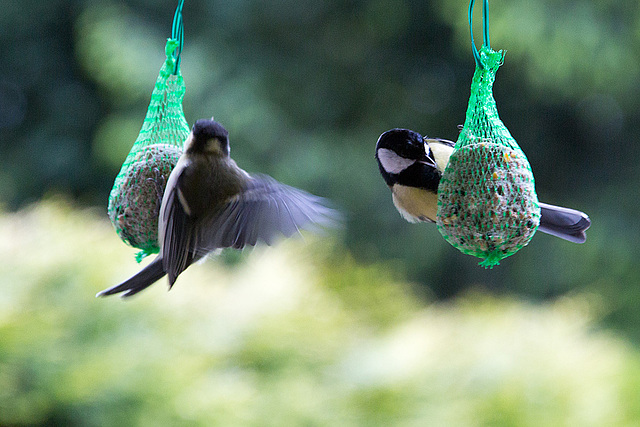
[1, 0, 638, 335]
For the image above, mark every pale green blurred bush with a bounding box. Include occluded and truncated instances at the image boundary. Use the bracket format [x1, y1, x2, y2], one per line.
[2, 199, 640, 426]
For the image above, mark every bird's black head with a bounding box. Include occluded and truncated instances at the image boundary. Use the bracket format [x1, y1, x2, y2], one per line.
[375, 128, 440, 191]
[188, 119, 230, 156]
[376, 128, 426, 162]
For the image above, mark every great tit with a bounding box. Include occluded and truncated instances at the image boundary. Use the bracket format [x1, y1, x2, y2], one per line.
[98, 118, 338, 298]
[375, 128, 591, 243]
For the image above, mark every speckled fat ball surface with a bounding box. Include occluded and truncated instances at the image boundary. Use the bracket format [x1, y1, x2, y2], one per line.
[108, 144, 182, 254]
[437, 142, 540, 267]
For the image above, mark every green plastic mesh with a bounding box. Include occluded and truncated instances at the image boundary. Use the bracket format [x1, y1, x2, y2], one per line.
[436, 46, 540, 267]
[107, 39, 189, 261]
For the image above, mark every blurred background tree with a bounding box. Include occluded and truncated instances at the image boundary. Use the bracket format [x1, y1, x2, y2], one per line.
[2, 0, 640, 424]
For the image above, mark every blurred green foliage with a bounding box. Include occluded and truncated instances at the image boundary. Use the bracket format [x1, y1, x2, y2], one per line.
[2, 0, 640, 422]
[3, 200, 640, 426]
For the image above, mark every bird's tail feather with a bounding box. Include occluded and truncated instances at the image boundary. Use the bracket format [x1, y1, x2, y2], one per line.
[96, 257, 166, 298]
[538, 202, 591, 244]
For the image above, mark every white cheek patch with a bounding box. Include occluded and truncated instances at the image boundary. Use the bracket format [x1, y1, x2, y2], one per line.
[377, 148, 415, 174]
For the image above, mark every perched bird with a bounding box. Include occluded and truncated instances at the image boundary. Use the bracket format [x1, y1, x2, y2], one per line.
[98, 119, 338, 298]
[375, 128, 591, 243]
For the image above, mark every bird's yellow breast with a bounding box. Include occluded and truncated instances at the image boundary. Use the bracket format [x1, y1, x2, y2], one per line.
[391, 185, 438, 223]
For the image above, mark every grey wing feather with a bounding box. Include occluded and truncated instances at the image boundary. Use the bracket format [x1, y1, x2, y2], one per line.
[538, 202, 591, 244]
[160, 166, 195, 285]
[196, 175, 340, 254]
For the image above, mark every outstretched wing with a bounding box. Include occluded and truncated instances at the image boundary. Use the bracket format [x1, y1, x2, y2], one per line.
[196, 174, 340, 252]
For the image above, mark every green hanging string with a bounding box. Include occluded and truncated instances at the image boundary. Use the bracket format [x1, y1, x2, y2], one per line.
[468, 0, 490, 69]
[171, 0, 185, 74]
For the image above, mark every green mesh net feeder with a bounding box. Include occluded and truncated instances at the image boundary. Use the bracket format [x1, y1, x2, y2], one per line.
[108, 0, 190, 261]
[436, 0, 540, 268]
